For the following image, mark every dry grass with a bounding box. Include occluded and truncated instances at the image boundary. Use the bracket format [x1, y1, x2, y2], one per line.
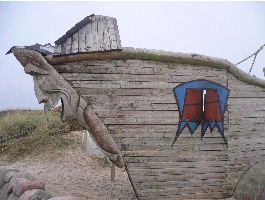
[0, 108, 81, 161]
[91, 155, 112, 168]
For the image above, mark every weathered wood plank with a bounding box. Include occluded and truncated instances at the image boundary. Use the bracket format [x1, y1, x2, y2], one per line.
[55, 60, 228, 77]
[97, 16, 104, 51]
[82, 93, 176, 102]
[229, 134, 265, 142]
[127, 160, 228, 169]
[68, 74, 226, 86]
[71, 32, 79, 53]
[60, 40, 67, 55]
[229, 110, 265, 118]
[101, 116, 228, 125]
[108, 17, 118, 49]
[123, 154, 228, 163]
[98, 111, 228, 125]
[119, 143, 227, 151]
[118, 136, 227, 146]
[108, 124, 228, 135]
[65, 37, 72, 54]
[134, 179, 224, 190]
[228, 155, 265, 165]
[102, 16, 111, 50]
[123, 149, 227, 158]
[89, 101, 178, 111]
[229, 123, 265, 131]
[230, 117, 265, 125]
[228, 74, 265, 92]
[70, 80, 226, 89]
[54, 44, 61, 54]
[129, 172, 227, 183]
[229, 82, 265, 92]
[138, 192, 227, 200]
[129, 167, 226, 177]
[113, 17, 122, 49]
[228, 135, 265, 144]
[229, 90, 265, 98]
[85, 23, 93, 52]
[75, 88, 172, 96]
[78, 26, 86, 52]
[136, 185, 226, 197]
[61, 73, 227, 84]
[229, 148, 265, 159]
[91, 18, 98, 52]
[228, 97, 265, 106]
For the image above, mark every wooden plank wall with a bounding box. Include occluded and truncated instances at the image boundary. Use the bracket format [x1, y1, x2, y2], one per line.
[55, 16, 122, 55]
[227, 74, 265, 196]
[54, 59, 265, 199]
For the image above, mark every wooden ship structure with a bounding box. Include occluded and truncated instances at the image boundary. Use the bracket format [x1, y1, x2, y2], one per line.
[8, 15, 265, 200]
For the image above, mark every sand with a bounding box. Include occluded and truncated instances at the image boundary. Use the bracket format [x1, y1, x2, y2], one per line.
[0, 131, 237, 200]
[0, 131, 137, 200]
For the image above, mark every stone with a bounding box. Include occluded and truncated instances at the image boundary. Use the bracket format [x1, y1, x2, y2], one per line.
[0, 167, 14, 171]
[7, 193, 18, 200]
[10, 172, 34, 181]
[8, 178, 28, 194]
[8, 172, 35, 193]
[4, 170, 20, 184]
[13, 181, 45, 197]
[234, 161, 265, 200]
[0, 168, 17, 188]
[48, 197, 77, 200]
[17, 189, 52, 200]
[0, 183, 9, 200]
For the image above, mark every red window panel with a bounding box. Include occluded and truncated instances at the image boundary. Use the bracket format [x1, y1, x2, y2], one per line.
[204, 89, 222, 122]
[181, 89, 202, 122]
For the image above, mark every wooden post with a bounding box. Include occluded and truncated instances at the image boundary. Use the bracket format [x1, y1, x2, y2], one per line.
[111, 163, 115, 181]
[82, 130, 88, 153]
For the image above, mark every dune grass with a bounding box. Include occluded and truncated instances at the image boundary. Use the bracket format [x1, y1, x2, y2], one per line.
[0, 108, 81, 161]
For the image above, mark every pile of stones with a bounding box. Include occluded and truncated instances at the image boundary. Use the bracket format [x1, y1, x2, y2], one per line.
[0, 166, 76, 200]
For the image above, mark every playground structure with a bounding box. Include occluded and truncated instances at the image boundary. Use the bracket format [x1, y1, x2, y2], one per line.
[8, 15, 265, 199]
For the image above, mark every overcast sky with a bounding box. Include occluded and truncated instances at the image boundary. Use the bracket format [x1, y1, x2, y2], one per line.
[0, 1, 264, 110]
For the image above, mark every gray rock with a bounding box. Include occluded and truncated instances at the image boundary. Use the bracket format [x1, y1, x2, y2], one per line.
[7, 194, 18, 200]
[4, 170, 20, 184]
[0, 168, 17, 189]
[234, 160, 265, 200]
[0, 183, 9, 200]
[8, 178, 28, 194]
[13, 180, 45, 197]
[10, 172, 34, 181]
[8, 172, 35, 194]
[48, 197, 77, 200]
[18, 189, 53, 200]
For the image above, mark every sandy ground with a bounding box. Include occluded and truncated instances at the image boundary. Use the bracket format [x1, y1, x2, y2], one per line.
[0, 131, 137, 200]
[0, 131, 237, 200]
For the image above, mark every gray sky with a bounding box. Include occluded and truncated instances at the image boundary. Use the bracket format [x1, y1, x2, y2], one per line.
[0, 1, 264, 110]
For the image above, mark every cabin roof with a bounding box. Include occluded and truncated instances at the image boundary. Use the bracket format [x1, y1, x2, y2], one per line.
[54, 14, 95, 45]
[6, 43, 54, 56]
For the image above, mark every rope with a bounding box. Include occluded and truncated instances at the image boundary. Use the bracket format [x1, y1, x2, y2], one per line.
[235, 44, 265, 74]
[0, 126, 36, 144]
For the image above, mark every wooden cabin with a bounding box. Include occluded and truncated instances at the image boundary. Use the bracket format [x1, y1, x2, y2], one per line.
[11, 15, 265, 200]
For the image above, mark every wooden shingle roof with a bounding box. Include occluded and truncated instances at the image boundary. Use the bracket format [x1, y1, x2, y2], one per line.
[55, 14, 95, 45]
